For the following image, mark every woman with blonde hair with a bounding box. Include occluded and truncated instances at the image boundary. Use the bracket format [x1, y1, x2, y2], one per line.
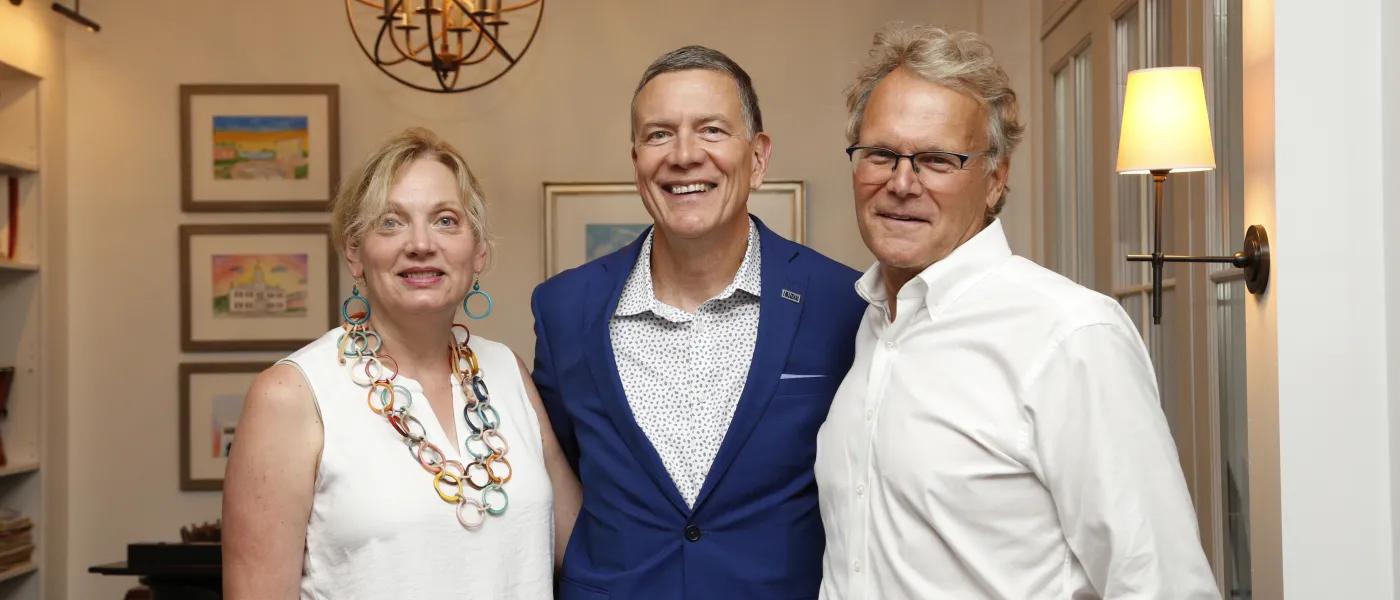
[222, 126, 580, 599]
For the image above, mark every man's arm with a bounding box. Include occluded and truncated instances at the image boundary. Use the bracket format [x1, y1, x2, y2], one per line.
[531, 285, 579, 474]
[1025, 322, 1220, 599]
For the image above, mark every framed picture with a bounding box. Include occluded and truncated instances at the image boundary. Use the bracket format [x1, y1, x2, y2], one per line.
[179, 362, 269, 491]
[179, 223, 339, 352]
[180, 84, 340, 212]
[542, 180, 806, 277]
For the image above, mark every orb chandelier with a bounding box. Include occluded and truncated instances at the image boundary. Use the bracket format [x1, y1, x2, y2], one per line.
[345, 0, 545, 94]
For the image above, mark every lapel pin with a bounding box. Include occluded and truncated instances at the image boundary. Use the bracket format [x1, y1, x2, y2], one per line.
[781, 289, 802, 304]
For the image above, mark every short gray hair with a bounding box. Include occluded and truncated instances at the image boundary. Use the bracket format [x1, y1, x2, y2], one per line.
[845, 22, 1024, 220]
[630, 45, 764, 141]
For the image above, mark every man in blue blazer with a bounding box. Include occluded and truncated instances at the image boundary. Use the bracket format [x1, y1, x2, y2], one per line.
[530, 45, 867, 599]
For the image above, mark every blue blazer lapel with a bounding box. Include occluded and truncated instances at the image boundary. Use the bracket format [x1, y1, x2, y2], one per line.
[582, 232, 690, 514]
[691, 220, 807, 511]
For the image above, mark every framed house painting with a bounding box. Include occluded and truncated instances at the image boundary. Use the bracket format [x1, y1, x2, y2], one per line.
[542, 180, 806, 277]
[179, 362, 269, 491]
[179, 223, 339, 352]
[180, 84, 340, 212]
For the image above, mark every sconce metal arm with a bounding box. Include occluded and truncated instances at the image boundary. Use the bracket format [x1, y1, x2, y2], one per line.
[1123, 170, 1271, 325]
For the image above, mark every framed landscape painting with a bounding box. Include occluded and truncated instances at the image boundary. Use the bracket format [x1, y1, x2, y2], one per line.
[542, 181, 806, 277]
[179, 223, 338, 352]
[180, 84, 340, 212]
[180, 362, 269, 491]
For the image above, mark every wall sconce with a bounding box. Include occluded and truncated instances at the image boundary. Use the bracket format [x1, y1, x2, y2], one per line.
[1116, 66, 1269, 324]
[52, 0, 100, 32]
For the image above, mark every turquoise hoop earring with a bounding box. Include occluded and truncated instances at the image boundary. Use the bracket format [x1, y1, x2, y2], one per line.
[464, 278, 492, 320]
[343, 282, 371, 325]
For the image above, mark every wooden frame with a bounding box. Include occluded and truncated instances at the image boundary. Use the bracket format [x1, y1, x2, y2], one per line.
[179, 223, 339, 352]
[540, 180, 807, 278]
[179, 84, 340, 212]
[179, 361, 269, 491]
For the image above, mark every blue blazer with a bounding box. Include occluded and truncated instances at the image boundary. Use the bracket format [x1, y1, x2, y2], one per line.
[530, 215, 867, 600]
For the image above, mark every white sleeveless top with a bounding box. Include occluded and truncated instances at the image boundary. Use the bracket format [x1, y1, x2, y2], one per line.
[278, 327, 554, 599]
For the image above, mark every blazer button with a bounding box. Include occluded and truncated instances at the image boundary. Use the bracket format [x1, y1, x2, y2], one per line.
[684, 525, 702, 542]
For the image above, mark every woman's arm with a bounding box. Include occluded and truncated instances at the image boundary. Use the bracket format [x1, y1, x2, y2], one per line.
[514, 353, 583, 572]
[222, 364, 324, 600]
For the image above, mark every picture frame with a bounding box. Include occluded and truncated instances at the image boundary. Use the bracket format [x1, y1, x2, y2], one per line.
[179, 362, 269, 491]
[179, 84, 340, 213]
[179, 223, 339, 352]
[542, 180, 807, 277]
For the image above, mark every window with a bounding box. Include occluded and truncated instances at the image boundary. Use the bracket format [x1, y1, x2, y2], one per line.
[1050, 47, 1094, 286]
[1202, 0, 1250, 596]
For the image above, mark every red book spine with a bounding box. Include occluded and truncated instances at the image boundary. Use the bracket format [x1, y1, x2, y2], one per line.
[6, 176, 16, 259]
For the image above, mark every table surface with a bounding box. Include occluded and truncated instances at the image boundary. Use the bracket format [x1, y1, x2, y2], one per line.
[88, 561, 222, 577]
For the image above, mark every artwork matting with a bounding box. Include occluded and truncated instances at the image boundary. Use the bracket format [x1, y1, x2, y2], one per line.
[179, 362, 268, 491]
[542, 181, 807, 278]
[179, 223, 339, 352]
[179, 84, 340, 213]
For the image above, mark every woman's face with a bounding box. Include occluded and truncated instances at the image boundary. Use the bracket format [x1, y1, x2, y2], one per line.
[346, 157, 486, 320]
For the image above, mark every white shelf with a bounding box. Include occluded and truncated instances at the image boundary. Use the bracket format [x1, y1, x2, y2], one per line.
[0, 563, 35, 585]
[0, 463, 37, 478]
[0, 259, 37, 273]
[0, 159, 36, 176]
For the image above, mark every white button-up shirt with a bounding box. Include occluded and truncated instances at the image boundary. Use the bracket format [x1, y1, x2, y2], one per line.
[815, 220, 1219, 599]
[610, 220, 761, 508]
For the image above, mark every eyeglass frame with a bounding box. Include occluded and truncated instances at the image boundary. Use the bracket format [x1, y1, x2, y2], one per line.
[844, 145, 991, 177]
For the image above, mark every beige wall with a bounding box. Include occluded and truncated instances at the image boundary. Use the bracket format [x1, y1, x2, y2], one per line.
[60, 1, 1034, 597]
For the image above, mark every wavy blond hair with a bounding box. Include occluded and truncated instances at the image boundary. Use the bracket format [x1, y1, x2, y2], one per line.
[331, 127, 494, 269]
[845, 22, 1024, 220]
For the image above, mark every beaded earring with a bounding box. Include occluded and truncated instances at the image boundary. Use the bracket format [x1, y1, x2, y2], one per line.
[343, 278, 371, 325]
[463, 274, 492, 320]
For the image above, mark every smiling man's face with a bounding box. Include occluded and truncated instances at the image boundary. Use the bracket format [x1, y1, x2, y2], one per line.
[631, 69, 770, 242]
[852, 68, 1007, 285]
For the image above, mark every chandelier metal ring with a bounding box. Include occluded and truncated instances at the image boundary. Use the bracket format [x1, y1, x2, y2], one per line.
[345, 0, 546, 94]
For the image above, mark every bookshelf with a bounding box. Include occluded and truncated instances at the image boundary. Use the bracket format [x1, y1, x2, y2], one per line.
[0, 56, 44, 599]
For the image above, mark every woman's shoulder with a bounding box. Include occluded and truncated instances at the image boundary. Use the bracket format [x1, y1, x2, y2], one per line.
[457, 329, 522, 363]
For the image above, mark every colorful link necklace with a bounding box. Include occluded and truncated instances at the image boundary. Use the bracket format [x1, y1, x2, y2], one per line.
[337, 285, 511, 529]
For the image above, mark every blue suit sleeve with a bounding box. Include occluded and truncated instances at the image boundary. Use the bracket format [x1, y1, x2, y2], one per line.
[531, 284, 580, 474]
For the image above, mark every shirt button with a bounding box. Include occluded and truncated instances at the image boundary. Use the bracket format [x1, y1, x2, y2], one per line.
[684, 525, 702, 542]
[885, 341, 896, 350]
[866, 409, 874, 421]
[856, 484, 866, 496]
[854, 560, 862, 572]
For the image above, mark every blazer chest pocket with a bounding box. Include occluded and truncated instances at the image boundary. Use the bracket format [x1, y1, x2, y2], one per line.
[774, 374, 840, 397]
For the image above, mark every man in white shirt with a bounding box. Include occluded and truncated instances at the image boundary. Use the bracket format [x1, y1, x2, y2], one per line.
[814, 22, 1222, 599]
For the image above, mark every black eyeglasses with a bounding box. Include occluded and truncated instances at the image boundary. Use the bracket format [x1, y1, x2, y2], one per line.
[845, 145, 988, 184]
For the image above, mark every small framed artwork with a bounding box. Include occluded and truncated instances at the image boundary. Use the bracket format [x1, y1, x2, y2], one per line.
[180, 84, 340, 212]
[180, 362, 269, 491]
[179, 223, 339, 352]
[542, 180, 806, 277]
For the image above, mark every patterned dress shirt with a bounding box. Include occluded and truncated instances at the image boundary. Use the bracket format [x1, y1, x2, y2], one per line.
[610, 220, 762, 508]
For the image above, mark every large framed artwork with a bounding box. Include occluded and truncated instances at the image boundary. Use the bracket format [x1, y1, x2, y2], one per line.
[179, 362, 268, 491]
[542, 180, 806, 277]
[180, 84, 340, 212]
[179, 223, 339, 352]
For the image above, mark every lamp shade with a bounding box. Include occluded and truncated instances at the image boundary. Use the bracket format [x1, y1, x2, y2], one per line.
[1116, 66, 1216, 174]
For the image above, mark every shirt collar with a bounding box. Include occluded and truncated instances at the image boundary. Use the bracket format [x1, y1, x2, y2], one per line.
[615, 218, 762, 318]
[855, 218, 1014, 320]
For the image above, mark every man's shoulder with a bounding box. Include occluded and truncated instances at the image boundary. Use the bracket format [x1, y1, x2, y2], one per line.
[532, 251, 624, 315]
[763, 233, 860, 284]
[986, 256, 1133, 332]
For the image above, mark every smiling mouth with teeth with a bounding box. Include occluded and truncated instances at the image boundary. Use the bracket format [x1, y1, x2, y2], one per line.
[400, 270, 445, 279]
[666, 183, 716, 195]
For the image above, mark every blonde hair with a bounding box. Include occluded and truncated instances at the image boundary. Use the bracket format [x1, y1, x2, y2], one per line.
[331, 126, 494, 269]
[844, 22, 1024, 219]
